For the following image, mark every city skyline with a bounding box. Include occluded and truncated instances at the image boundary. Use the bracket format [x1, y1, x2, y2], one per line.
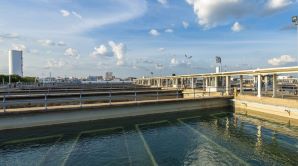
[0, 0, 298, 78]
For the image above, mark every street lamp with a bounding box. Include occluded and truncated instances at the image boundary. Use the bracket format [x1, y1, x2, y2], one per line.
[293, 16, 298, 65]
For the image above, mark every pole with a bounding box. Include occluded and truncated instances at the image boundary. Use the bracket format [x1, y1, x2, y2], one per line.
[3, 95, 6, 112]
[80, 91, 82, 109]
[44, 93, 47, 111]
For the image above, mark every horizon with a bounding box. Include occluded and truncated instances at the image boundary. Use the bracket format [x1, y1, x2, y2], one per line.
[0, 0, 298, 78]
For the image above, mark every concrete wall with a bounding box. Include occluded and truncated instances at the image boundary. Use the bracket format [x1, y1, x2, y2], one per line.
[233, 95, 298, 126]
[0, 97, 232, 131]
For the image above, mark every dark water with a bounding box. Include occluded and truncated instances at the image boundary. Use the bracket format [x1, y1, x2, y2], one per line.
[0, 109, 298, 166]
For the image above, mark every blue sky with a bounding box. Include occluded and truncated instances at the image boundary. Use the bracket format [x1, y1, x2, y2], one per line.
[0, 0, 298, 78]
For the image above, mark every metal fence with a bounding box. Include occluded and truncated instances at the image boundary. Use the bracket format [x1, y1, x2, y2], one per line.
[0, 87, 233, 113]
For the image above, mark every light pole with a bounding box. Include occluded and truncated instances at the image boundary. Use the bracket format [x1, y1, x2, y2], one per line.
[292, 16, 298, 65]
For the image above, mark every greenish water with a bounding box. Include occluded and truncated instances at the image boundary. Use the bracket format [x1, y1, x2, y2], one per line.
[0, 109, 298, 166]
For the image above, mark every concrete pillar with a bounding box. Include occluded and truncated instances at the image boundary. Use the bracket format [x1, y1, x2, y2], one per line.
[166, 79, 169, 88]
[191, 77, 195, 89]
[226, 76, 231, 95]
[239, 75, 243, 95]
[264, 76, 268, 92]
[257, 74, 262, 98]
[214, 76, 218, 88]
[272, 74, 277, 98]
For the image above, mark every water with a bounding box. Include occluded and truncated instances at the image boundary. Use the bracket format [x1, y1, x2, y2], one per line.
[0, 108, 297, 166]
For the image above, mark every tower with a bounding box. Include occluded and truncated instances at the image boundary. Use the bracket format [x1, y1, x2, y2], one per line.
[8, 50, 23, 76]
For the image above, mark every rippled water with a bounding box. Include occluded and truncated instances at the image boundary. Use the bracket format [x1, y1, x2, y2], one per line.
[0, 109, 298, 166]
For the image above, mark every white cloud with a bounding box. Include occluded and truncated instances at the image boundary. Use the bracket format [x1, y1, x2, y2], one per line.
[0, 1, 147, 36]
[158, 0, 168, 5]
[231, 22, 244, 32]
[182, 21, 189, 29]
[64, 48, 80, 59]
[60, 10, 70, 17]
[158, 47, 166, 52]
[90, 44, 112, 57]
[91, 41, 127, 65]
[149, 29, 160, 36]
[45, 59, 66, 69]
[266, 0, 293, 11]
[109, 41, 126, 66]
[57, 41, 66, 46]
[72, 11, 82, 20]
[38, 39, 56, 46]
[165, 28, 174, 33]
[11, 44, 26, 51]
[170, 57, 180, 65]
[268, 55, 297, 66]
[186, 0, 295, 29]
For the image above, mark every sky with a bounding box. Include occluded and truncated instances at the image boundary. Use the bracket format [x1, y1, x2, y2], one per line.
[0, 0, 298, 78]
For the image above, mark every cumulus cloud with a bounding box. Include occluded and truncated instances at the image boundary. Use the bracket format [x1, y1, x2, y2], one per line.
[45, 59, 66, 69]
[165, 28, 174, 33]
[158, 0, 168, 5]
[182, 21, 189, 29]
[186, 0, 295, 29]
[38, 39, 56, 46]
[90, 44, 112, 57]
[170, 57, 180, 65]
[91, 41, 127, 65]
[109, 41, 126, 66]
[268, 55, 297, 66]
[60, 9, 70, 17]
[64, 48, 80, 59]
[149, 29, 160, 36]
[231, 22, 244, 32]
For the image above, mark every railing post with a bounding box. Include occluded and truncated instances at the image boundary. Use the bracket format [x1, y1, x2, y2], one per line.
[157, 90, 159, 101]
[80, 91, 82, 109]
[134, 90, 137, 103]
[3, 95, 6, 112]
[109, 90, 112, 105]
[44, 93, 47, 111]
[176, 88, 179, 99]
[193, 88, 196, 99]
[209, 87, 210, 96]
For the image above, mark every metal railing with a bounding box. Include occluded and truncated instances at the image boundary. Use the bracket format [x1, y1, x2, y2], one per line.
[0, 87, 233, 113]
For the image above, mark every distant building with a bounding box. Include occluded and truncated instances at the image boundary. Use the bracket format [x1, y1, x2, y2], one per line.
[105, 72, 114, 81]
[124, 77, 136, 82]
[8, 50, 23, 76]
[87, 76, 103, 81]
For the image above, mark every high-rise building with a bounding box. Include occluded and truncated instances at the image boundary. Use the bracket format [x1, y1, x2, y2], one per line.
[8, 50, 23, 76]
[105, 72, 113, 81]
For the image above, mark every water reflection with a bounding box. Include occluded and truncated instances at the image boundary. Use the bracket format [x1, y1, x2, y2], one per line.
[0, 111, 297, 166]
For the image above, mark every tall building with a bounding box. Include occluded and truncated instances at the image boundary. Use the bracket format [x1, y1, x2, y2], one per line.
[8, 50, 23, 76]
[105, 72, 113, 81]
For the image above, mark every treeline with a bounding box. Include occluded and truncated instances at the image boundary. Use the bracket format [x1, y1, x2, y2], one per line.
[0, 75, 37, 83]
